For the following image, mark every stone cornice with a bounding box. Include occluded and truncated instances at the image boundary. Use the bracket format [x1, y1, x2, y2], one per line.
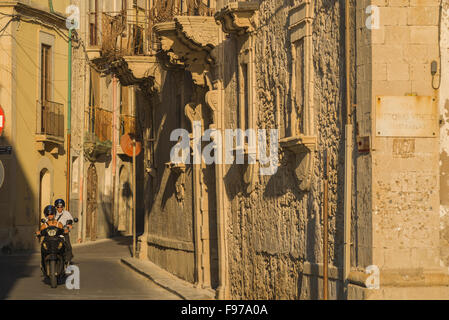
[214, 1, 259, 35]
[0, 1, 68, 29]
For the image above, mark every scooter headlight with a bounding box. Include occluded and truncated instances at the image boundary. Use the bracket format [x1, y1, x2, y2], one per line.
[47, 229, 57, 237]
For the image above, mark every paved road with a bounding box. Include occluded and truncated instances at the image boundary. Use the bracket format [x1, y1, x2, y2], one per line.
[0, 237, 180, 300]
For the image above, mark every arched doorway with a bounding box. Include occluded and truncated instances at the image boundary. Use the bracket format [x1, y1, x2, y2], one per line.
[86, 163, 98, 241]
[39, 169, 51, 221]
[118, 165, 131, 235]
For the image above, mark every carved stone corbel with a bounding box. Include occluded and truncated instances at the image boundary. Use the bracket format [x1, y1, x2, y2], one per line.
[165, 162, 186, 204]
[153, 17, 219, 88]
[214, 1, 259, 35]
[279, 135, 316, 191]
[205, 89, 220, 129]
[243, 156, 257, 194]
[185, 103, 204, 131]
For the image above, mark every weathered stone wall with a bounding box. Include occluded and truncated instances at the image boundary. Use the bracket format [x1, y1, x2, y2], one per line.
[222, 0, 346, 299]
[145, 70, 197, 283]
[350, 0, 446, 299]
[439, 0, 449, 268]
[370, 0, 441, 271]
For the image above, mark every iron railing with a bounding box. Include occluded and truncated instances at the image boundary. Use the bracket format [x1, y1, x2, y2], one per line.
[96, 1, 215, 59]
[37, 100, 64, 138]
[85, 106, 113, 142]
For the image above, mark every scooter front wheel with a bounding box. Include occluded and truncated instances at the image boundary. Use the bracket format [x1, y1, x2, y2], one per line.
[49, 260, 57, 288]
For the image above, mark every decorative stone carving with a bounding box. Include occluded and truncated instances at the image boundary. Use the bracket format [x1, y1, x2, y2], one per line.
[215, 1, 259, 35]
[288, 0, 314, 42]
[205, 89, 219, 128]
[279, 135, 316, 191]
[153, 17, 220, 87]
[165, 162, 186, 204]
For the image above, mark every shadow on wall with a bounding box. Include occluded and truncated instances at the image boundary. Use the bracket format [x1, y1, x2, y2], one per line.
[0, 136, 37, 299]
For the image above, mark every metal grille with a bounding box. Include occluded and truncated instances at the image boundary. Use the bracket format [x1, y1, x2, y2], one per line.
[37, 100, 64, 138]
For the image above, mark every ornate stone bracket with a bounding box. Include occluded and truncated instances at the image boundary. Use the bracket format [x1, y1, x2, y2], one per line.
[83, 133, 112, 162]
[153, 17, 219, 88]
[205, 89, 219, 129]
[243, 154, 257, 194]
[91, 55, 159, 94]
[280, 135, 316, 191]
[109, 56, 158, 89]
[165, 161, 186, 204]
[185, 103, 204, 133]
[214, 1, 259, 35]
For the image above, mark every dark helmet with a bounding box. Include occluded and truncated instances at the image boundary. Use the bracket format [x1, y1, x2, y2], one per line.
[44, 205, 56, 217]
[54, 199, 65, 208]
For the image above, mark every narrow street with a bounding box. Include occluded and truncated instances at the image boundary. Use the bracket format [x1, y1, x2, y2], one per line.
[0, 237, 180, 300]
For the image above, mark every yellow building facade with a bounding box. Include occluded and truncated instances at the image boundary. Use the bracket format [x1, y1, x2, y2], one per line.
[0, 0, 70, 251]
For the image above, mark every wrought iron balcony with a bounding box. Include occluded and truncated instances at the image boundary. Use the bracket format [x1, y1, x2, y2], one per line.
[83, 106, 113, 161]
[36, 100, 64, 145]
[85, 106, 113, 142]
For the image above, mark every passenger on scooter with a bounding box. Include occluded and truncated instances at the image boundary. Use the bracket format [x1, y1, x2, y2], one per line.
[54, 199, 74, 263]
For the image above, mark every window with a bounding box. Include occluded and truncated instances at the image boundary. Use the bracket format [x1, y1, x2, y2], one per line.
[89, 0, 98, 46]
[292, 38, 305, 136]
[238, 62, 249, 132]
[40, 44, 52, 134]
[41, 44, 51, 103]
[285, 1, 314, 138]
[38, 33, 63, 138]
[120, 86, 135, 136]
[89, 68, 100, 134]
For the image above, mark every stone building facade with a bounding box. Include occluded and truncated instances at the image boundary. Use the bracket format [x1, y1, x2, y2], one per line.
[130, 0, 449, 300]
[70, 0, 146, 243]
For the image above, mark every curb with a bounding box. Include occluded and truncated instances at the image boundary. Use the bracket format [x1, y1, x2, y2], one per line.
[121, 257, 216, 300]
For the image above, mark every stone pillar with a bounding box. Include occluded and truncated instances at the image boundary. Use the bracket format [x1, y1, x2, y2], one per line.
[350, 0, 449, 299]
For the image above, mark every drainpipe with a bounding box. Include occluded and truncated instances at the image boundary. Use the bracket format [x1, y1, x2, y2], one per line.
[112, 78, 117, 232]
[343, 0, 353, 289]
[67, 29, 72, 211]
[48, 0, 54, 13]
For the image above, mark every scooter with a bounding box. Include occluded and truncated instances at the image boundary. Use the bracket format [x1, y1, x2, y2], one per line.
[37, 218, 78, 288]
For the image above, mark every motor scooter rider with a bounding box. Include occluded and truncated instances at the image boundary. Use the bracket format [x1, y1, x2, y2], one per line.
[54, 199, 74, 263]
[36, 205, 67, 272]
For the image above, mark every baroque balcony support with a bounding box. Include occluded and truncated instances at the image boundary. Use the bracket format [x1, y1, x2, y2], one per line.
[214, 1, 259, 35]
[153, 16, 219, 88]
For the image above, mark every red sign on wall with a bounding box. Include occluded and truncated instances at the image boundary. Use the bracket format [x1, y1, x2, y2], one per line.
[0, 106, 4, 136]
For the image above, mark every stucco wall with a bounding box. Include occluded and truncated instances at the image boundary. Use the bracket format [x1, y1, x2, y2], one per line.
[0, 3, 70, 251]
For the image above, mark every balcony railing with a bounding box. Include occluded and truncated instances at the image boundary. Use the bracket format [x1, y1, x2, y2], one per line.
[150, 0, 215, 23]
[100, 8, 150, 57]
[120, 114, 136, 136]
[36, 100, 64, 139]
[86, 106, 113, 142]
[98, 1, 215, 58]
